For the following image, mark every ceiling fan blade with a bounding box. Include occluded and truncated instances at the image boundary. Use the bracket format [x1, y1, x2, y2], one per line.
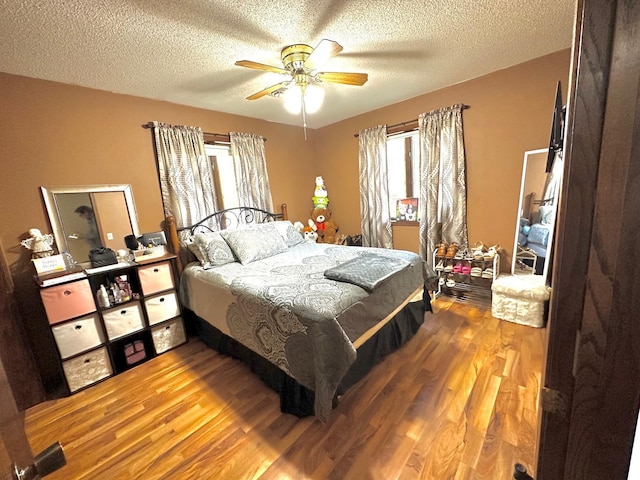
[304, 39, 343, 71]
[245, 81, 290, 100]
[235, 60, 288, 75]
[315, 71, 368, 86]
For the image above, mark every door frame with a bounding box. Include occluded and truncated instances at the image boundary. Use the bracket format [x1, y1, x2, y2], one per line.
[537, 0, 640, 478]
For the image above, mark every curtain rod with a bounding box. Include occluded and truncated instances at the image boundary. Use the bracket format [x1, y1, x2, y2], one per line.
[353, 104, 470, 138]
[141, 122, 266, 142]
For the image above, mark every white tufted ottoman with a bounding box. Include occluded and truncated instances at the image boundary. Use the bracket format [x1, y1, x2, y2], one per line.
[491, 274, 551, 327]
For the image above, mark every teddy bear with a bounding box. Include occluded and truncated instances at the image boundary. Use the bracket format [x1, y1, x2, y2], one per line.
[311, 206, 338, 244]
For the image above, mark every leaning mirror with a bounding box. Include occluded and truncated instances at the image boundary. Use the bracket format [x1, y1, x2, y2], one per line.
[511, 149, 563, 283]
[41, 184, 140, 267]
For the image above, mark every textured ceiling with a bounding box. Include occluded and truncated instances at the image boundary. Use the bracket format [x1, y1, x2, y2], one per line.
[0, 0, 575, 128]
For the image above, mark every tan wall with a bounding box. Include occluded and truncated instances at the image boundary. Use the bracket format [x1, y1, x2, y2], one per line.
[0, 72, 318, 271]
[314, 50, 571, 267]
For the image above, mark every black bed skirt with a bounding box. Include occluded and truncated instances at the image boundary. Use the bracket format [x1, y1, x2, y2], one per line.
[190, 299, 427, 418]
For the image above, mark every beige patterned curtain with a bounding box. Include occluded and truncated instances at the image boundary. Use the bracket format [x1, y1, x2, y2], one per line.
[153, 121, 219, 231]
[358, 125, 393, 248]
[230, 132, 274, 212]
[418, 105, 468, 276]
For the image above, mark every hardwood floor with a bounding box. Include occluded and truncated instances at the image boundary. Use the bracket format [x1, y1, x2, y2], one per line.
[25, 298, 544, 479]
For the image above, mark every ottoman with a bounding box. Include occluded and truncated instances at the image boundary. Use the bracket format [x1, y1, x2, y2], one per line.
[491, 274, 551, 327]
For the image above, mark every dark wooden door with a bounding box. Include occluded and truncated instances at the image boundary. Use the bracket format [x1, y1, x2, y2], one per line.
[0, 240, 39, 479]
[0, 356, 35, 480]
[538, 0, 640, 478]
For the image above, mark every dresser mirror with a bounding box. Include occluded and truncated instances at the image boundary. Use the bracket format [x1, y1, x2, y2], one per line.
[41, 184, 140, 267]
[511, 148, 564, 283]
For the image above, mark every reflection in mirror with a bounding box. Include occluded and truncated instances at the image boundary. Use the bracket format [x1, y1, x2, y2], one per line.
[512, 149, 563, 283]
[41, 185, 140, 267]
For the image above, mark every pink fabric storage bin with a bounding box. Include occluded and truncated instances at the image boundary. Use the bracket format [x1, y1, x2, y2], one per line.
[138, 261, 174, 296]
[40, 279, 96, 325]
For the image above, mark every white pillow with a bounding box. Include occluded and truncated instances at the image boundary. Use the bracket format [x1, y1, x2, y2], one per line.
[187, 242, 205, 264]
[220, 223, 287, 265]
[272, 220, 305, 247]
[539, 205, 555, 224]
[193, 231, 236, 269]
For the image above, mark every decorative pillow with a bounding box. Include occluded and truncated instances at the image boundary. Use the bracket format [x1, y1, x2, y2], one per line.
[193, 231, 236, 269]
[220, 224, 288, 265]
[187, 242, 205, 264]
[272, 220, 305, 247]
[539, 205, 554, 224]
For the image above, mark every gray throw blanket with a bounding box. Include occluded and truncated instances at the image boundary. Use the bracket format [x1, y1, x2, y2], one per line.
[324, 253, 411, 292]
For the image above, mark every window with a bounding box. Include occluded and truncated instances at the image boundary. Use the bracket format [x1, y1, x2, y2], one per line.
[205, 143, 239, 209]
[387, 131, 420, 220]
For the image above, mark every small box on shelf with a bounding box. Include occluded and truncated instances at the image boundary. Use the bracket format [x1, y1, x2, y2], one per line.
[32, 254, 66, 275]
[109, 330, 155, 373]
[35, 265, 87, 287]
[133, 245, 167, 262]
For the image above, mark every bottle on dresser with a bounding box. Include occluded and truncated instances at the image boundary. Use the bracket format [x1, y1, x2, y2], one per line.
[97, 284, 111, 308]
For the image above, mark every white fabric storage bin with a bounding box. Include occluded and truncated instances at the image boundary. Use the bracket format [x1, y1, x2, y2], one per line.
[144, 291, 180, 326]
[151, 317, 186, 354]
[62, 347, 112, 392]
[102, 301, 144, 340]
[491, 275, 551, 327]
[52, 314, 105, 359]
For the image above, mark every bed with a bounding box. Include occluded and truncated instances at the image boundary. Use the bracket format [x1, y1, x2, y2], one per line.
[517, 194, 554, 274]
[165, 205, 427, 421]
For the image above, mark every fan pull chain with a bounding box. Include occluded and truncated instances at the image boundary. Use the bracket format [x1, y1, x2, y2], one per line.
[302, 92, 308, 140]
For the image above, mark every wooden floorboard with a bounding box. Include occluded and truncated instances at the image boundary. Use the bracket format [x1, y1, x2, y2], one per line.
[25, 297, 544, 479]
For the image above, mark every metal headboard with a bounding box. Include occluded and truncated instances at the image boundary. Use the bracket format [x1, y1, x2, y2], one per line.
[177, 206, 285, 236]
[165, 204, 288, 273]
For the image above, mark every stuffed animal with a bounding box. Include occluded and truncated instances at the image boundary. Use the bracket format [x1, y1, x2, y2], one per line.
[311, 206, 338, 244]
[294, 220, 318, 242]
[312, 176, 329, 209]
[302, 225, 318, 242]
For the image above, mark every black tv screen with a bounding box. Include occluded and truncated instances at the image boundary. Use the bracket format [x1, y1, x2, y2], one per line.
[546, 81, 565, 172]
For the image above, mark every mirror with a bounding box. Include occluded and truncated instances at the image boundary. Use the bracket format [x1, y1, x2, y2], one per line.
[41, 184, 140, 267]
[511, 149, 563, 282]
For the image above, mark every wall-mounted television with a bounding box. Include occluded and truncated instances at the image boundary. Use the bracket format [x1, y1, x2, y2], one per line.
[546, 81, 566, 173]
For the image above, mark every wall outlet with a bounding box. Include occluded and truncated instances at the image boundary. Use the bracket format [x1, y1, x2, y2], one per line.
[106, 232, 114, 240]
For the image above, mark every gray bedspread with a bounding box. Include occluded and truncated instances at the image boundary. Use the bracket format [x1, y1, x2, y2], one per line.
[180, 242, 424, 421]
[323, 253, 411, 291]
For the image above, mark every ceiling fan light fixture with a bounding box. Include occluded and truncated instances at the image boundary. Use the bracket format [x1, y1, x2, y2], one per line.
[282, 83, 325, 115]
[303, 83, 324, 114]
[283, 84, 303, 114]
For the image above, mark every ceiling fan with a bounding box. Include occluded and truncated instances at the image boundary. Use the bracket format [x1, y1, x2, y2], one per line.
[235, 39, 368, 115]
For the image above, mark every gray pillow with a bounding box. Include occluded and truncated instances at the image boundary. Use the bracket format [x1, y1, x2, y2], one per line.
[193, 231, 236, 269]
[221, 224, 288, 265]
[272, 220, 305, 247]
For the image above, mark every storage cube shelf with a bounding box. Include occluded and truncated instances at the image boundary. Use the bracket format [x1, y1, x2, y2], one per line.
[38, 254, 186, 394]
